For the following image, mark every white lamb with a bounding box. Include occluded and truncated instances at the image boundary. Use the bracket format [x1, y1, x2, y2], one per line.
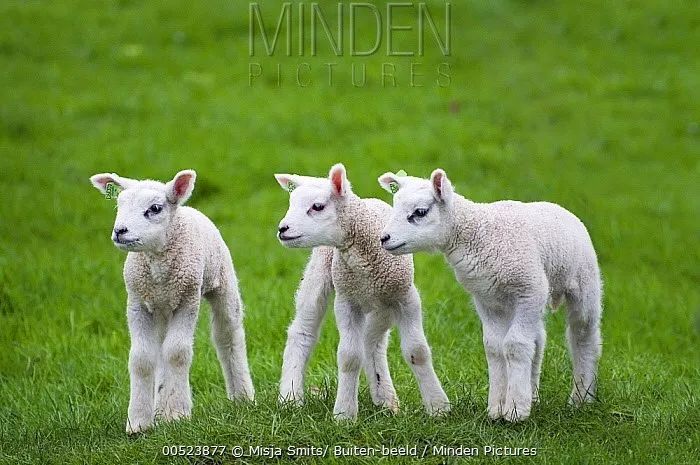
[378, 169, 602, 422]
[90, 170, 254, 434]
[274, 163, 450, 420]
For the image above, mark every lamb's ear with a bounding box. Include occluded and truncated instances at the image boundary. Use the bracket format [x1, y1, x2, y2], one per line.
[378, 172, 400, 194]
[166, 169, 196, 205]
[89, 173, 136, 194]
[430, 168, 454, 204]
[328, 163, 349, 197]
[274, 174, 304, 193]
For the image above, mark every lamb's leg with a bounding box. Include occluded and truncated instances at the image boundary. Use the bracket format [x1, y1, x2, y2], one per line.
[155, 302, 199, 422]
[207, 288, 254, 401]
[531, 326, 546, 403]
[363, 311, 399, 413]
[396, 286, 450, 416]
[475, 300, 508, 420]
[333, 296, 365, 421]
[566, 279, 602, 405]
[502, 297, 546, 422]
[126, 301, 159, 434]
[280, 247, 333, 404]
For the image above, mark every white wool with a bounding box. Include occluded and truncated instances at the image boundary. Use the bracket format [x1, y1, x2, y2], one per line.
[90, 170, 254, 433]
[275, 164, 450, 420]
[379, 169, 602, 422]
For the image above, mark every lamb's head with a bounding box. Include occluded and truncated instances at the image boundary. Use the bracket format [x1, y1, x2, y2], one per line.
[274, 163, 352, 248]
[378, 168, 454, 255]
[89, 170, 196, 253]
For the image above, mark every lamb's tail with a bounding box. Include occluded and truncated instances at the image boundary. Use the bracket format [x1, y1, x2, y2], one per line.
[279, 246, 334, 403]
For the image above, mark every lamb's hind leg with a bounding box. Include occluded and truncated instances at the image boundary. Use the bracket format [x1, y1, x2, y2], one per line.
[531, 326, 546, 403]
[396, 286, 450, 416]
[566, 277, 602, 405]
[208, 288, 255, 401]
[363, 311, 399, 413]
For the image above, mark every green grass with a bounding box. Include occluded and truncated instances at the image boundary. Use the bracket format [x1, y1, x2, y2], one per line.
[1, 0, 699, 463]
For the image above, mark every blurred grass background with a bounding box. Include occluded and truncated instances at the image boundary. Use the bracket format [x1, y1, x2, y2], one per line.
[0, 0, 698, 463]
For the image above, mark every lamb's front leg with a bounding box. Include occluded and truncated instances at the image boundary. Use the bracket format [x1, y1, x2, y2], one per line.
[363, 311, 399, 413]
[502, 298, 546, 422]
[279, 248, 333, 405]
[155, 301, 199, 422]
[396, 286, 450, 416]
[333, 297, 365, 421]
[279, 300, 329, 405]
[476, 303, 508, 420]
[126, 300, 159, 434]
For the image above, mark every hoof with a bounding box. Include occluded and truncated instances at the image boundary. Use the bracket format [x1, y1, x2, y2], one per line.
[569, 391, 596, 407]
[384, 397, 400, 414]
[502, 406, 530, 423]
[279, 390, 304, 407]
[126, 419, 153, 435]
[374, 395, 400, 414]
[230, 386, 255, 402]
[333, 411, 358, 422]
[487, 405, 503, 421]
[426, 399, 451, 417]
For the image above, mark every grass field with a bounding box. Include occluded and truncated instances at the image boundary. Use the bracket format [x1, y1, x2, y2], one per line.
[1, 0, 699, 463]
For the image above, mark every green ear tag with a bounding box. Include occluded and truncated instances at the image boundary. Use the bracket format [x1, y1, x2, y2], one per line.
[389, 170, 407, 194]
[287, 181, 297, 193]
[105, 182, 121, 200]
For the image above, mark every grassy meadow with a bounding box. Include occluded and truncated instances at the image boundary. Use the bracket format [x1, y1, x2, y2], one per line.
[0, 0, 698, 463]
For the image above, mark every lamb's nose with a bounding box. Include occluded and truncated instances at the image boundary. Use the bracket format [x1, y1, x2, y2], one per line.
[380, 234, 390, 244]
[278, 225, 289, 235]
[114, 227, 128, 237]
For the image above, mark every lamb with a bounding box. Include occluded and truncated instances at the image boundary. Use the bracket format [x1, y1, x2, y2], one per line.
[378, 169, 602, 422]
[89, 170, 254, 433]
[274, 163, 450, 420]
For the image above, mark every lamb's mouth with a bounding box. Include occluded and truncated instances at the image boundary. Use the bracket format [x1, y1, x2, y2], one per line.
[279, 234, 303, 242]
[113, 238, 140, 248]
[384, 242, 406, 252]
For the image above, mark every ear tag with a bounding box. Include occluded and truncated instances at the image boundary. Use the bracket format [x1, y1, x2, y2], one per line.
[287, 181, 297, 193]
[105, 182, 121, 200]
[389, 169, 407, 194]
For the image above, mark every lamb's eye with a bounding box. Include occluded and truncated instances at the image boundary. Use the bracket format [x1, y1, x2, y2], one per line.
[413, 208, 429, 218]
[145, 204, 163, 217]
[311, 203, 325, 212]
